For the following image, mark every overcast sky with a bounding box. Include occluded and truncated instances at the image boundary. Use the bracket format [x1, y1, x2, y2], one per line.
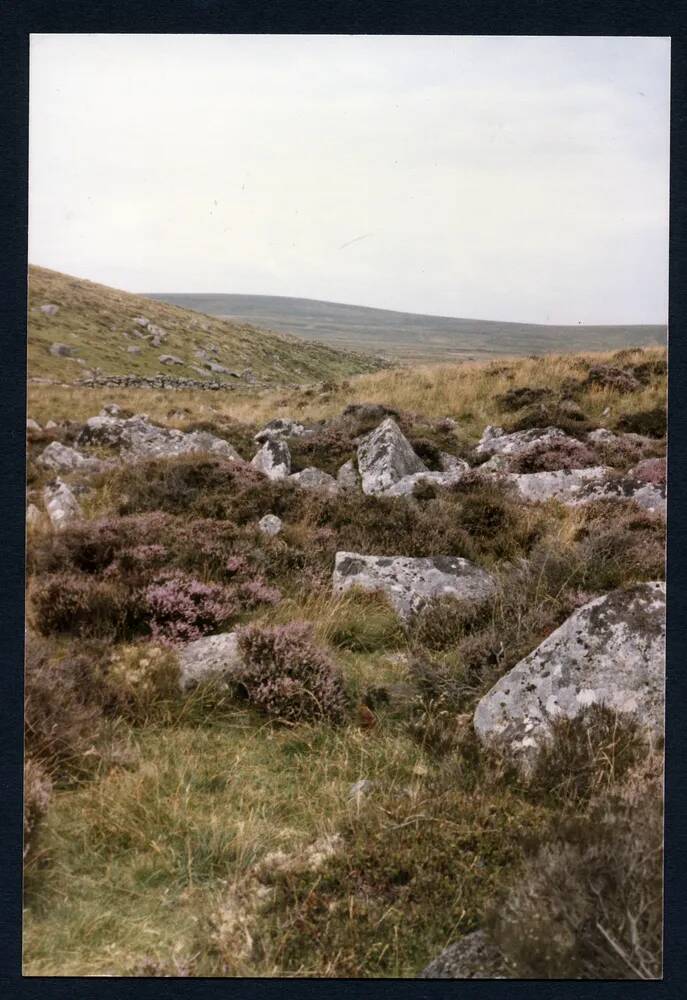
[29, 34, 670, 324]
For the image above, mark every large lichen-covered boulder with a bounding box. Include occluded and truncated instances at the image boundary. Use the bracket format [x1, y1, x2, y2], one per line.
[502, 467, 666, 517]
[177, 632, 243, 691]
[474, 582, 665, 766]
[333, 551, 495, 620]
[357, 418, 428, 494]
[77, 410, 243, 463]
[250, 438, 291, 480]
[418, 931, 508, 979]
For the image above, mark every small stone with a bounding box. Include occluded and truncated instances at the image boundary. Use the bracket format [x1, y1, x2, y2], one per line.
[258, 514, 283, 537]
[26, 418, 41, 433]
[40, 303, 59, 316]
[348, 779, 375, 802]
[43, 478, 81, 529]
[49, 343, 77, 358]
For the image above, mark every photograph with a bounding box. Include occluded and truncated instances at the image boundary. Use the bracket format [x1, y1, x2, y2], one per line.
[23, 33, 668, 978]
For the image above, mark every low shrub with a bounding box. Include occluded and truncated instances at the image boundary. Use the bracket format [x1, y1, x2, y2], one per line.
[504, 407, 594, 436]
[496, 386, 554, 412]
[630, 457, 666, 485]
[571, 500, 666, 591]
[509, 437, 597, 474]
[585, 365, 641, 393]
[490, 756, 663, 979]
[23, 757, 52, 863]
[527, 705, 647, 806]
[235, 622, 348, 723]
[615, 407, 666, 439]
[105, 644, 182, 722]
[30, 572, 145, 639]
[287, 427, 355, 476]
[24, 635, 109, 783]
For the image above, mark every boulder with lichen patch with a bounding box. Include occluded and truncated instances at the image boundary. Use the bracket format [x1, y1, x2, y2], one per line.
[473, 582, 665, 767]
[333, 551, 495, 620]
[419, 931, 508, 979]
[289, 467, 338, 493]
[357, 417, 428, 494]
[77, 410, 243, 463]
[43, 478, 81, 529]
[250, 438, 291, 480]
[177, 632, 243, 691]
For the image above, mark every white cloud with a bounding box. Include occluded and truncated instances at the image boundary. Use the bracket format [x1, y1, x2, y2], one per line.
[29, 34, 670, 323]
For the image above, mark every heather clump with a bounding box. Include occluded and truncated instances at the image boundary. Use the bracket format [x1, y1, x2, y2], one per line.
[235, 622, 348, 723]
[614, 406, 666, 439]
[570, 500, 665, 591]
[30, 571, 145, 639]
[508, 437, 597, 474]
[144, 572, 237, 644]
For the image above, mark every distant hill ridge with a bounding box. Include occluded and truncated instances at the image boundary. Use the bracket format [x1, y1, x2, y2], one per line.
[146, 292, 667, 362]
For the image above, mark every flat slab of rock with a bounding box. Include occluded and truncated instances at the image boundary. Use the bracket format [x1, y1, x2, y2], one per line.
[505, 466, 611, 503]
[177, 632, 243, 690]
[419, 931, 508, 979]
[383, 466, 468, 496]
[289, 467, 338, 493]
[43, 479, 81, 529]
[474, 582, 665, 766]
[77, 411, 242, 463]
[333, 551, 495, 620]
[250, 438, 291, 479]
[357, 418, 428, 494]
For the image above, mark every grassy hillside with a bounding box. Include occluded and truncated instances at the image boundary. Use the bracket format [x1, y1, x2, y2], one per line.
[28, 267, 386, 385]
[146, 292, 667, 362]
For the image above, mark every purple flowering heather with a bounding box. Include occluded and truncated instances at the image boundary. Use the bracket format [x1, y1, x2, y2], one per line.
[144, 571, 237, 644]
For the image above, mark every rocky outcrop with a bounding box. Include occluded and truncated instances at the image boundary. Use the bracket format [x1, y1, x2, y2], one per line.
[250, 438, 291, 480]
[177, 632, 243, 690]
[43, 479, 81, 529]
[77, 410, 243, 463]
[475, 425, 575, 458]
[258, 514, 283, 536]
[333, 552, 495, 620]
[419, 931, 508, 979]
[474, 582, 665, 766]
[289, 467, 338, 493]
[357, 418, 428, 494]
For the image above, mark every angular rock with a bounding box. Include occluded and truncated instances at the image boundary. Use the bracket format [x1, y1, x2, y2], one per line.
[382, 468, 467, 496]
[177, 632, 243, 691]
[357, 418, 428, 494]
[132, 316, 149, 327]
[439, 452, 469, 474]
[572, 474, 666, 517]
[258, 514, 283, 537]
[159, 354, 184, 366]
[333, 551, 495, 620]
[336, 459, 359, 491]
[77, 411, 243, 463]
[474, 582, 665, 767]
[289, 467, 338, 493]
[26, 418, 41, 433]
[40, 303, 59, 317]
[37, 441, 106, 475]
[250, 438, 291, 480]
[43, 479, 81, 529]
[254, 417, 309, 443]
[419, 930, 508, 979]
[127, 345, 142, 355]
